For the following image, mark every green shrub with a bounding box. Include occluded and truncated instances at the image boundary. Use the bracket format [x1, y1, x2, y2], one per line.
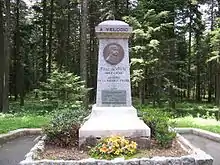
[89, 135, 137, 160]
[137, 102, 220, 121]
[169, 108, 219, 120]
[155, 124, 176, 148]
[37, 70, 89, 108]
[9, 101, 55, 116]
[141, 108, 176, 148]
[43, 105, 89, 147]
[8, 71, 89, 116]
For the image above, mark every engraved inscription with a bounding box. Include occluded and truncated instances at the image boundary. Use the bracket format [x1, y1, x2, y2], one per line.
[101, 90, 126, 105]
[104, 27, 129, 32]
[103, 43, 124, 65]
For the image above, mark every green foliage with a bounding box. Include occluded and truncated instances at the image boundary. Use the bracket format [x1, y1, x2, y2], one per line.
[208, 19, 220, 63]
[169, 102, 219, 120]
[155, 125, 176, 148]
[171, 116, 220, 134]
[9, 100, 55, 116]
[43, 106, 89, 147]
[141, 107, 176, 148]
[0, 114, 50, 134]
[3, 0, 220, 115]
[8, 71, 89, 116]
[137, 102, 219, 120]
[39, 70, 88, 104]
[89, 136, 137, 160]
[124, 9, 180, 106]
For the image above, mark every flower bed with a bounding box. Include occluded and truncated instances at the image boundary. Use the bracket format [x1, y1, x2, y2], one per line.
[19, 133, 213, 165]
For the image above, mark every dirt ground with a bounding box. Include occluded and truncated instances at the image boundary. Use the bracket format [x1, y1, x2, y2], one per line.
[39, 138, 189, 160]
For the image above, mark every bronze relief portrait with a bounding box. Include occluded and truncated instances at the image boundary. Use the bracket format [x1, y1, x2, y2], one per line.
[103, 43, 124, 65]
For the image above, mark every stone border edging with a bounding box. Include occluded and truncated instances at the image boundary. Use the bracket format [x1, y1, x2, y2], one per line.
[175, 128, 220, 143]
[19, 128, 214, 165]
[0, 128, 42, 145]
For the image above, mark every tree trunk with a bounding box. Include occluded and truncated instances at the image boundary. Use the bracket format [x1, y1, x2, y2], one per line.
[0, 0, 5, 112]
[208, 0, 215, 102]
[217, 0, 220, 16]
[187, 4, 192, 99]
[42, 0, 47, 80]
[216, 59, 220, 104]
[3, 0, 10, 112]
[15, 0, 24, 106]
[216, 0, 220, 120]
[88, 1, 98, 102]
[80, 0, 88, 83]
[66, 0, 71, 68]
[195, 6, 202, 102]
[139, 80, 145, 105]
[168, 39, 176, 109]
[126, 0, 129, 15]
[169, 85, 176, 109]
[48, 0, 54, 74]
[114, 0, 119, 19]
[196, 37, 201, 102]
[208, 62, 213, 102]
[80, 0, 88, 106]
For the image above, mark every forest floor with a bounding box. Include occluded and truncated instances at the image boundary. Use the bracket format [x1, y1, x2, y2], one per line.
[0, 101, 220, 134]
[1, 114, 219, 135]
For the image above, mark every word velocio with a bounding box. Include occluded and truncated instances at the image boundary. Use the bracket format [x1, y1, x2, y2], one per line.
[106, 27, 128, 32]
[100, 27, 129, 32]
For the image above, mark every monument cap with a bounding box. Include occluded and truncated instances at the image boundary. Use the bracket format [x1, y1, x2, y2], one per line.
[95, 20, 132, 38]
[98, 20, 129, 26]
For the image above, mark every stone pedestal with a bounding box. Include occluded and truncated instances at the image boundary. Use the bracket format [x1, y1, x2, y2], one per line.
[79, 20, 150, 148]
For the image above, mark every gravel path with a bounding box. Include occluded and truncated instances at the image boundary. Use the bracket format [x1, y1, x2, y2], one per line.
[0, 135, 38, 165]
[183, 134, 220, 165]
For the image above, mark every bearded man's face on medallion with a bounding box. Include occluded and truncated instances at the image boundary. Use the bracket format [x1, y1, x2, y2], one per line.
[103, 43, 124, 65]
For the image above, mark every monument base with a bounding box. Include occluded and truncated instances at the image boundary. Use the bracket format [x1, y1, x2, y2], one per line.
[79, 105, 151, 148]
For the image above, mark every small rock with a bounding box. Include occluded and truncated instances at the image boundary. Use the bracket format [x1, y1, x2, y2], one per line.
[166, 157, 182, 165]
[111, 157, 125, 165]
[97, 160, 113, 165]
[139, 158, 154, 165]
[124, 158, 139, 165]
[181, 156, 196, 165]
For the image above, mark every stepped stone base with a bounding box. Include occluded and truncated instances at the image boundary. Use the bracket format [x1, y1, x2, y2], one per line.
[79, 105, 151, 149]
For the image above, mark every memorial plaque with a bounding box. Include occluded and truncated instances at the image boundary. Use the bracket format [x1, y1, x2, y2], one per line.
[103, 43, 124, 65]
[101, 90, 126, 105]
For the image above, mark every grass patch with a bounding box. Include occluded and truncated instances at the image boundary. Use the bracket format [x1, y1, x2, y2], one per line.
[171, 116, 220, 134]
[0, 114, 50, 134]
[9, 100, 55, 116]
[137, 101, 220, 120]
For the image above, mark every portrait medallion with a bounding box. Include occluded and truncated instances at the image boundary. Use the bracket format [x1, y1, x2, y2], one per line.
[103, 43, 124, 65]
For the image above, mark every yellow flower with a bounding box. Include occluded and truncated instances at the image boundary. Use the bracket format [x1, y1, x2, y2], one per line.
[89, 135, 137, 159]
[124, 140, 129, 145]
[100, 146, 108, 153]
[114, 150, 120, 155]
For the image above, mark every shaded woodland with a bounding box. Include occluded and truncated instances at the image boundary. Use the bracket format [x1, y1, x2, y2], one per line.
[1, 0, 220, 112]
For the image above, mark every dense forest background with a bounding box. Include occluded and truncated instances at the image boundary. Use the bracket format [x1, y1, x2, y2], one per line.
[1, 0, 220, 113]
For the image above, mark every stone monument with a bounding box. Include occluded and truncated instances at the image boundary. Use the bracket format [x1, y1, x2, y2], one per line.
[79, 20, 150, 147]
